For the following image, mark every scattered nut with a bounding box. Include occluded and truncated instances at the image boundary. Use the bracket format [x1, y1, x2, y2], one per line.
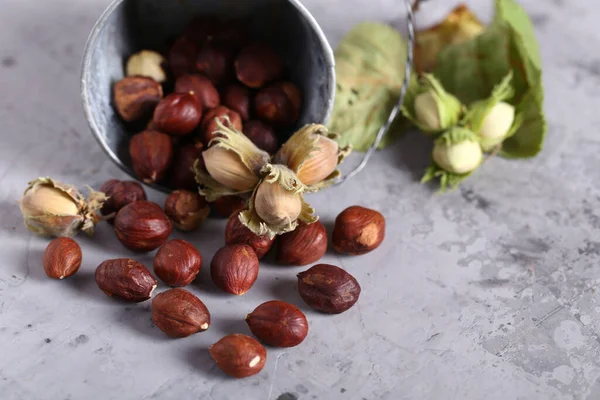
[129, 130, 174, 183]
[235, 43, 283, 88]
[209, 334, 267, 378]
[164, 190, 209, 232]
[154, 239, 202, 287]
[153, 93, 203, 136]
[225, 212, 274, 259]
[126, 50, 167, 83]
[246, 300, 308, 347]
[332, 206, 385, 255]
[210, 244, 259, 295]
[113, 76, 163, 122]
[95, 258, 157, 302]
[114, 201, 172, 252]
[297, 264, 361, 314]
[175, 74, 220, 109]
[152, 288, 210, 337]
[254, 81, 302, 127]
[200, 106, 243, 145]
[276, 221, 327, 266]
[99, 179, 147, 220]
[169, 37, 199, 77]
[242, 120, 278, 154]
[42, 237, 82, 279]
[195, 42, 235, 85]
[211, 195, 246, 218]
[169, 142, 204, 191]
[221, 84, 251, 121]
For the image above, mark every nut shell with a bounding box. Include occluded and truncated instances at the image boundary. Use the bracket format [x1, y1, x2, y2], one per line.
[242, 120, 278, 154]
[99, 179, 147, 219]
[153, 93, 203, 136]
[235, 43, 283, 88]
[152, 288, 210, 337]
[209, 334, 267, 378]
[129, 130, 174, 183]
[201, 106, 243, 145]
[221, 84, 251, 121]
[154, 239, 202, 287]
[246, 300, 308, 347]
[113, 76, 163, 122]
[42, 237, 82, 279]
[297, 264, 361, 314]
[114, 201, 172, 252]
[95, 258, 157, 302]
[254, 81, 302, 127]
[225, 212, 274, 259]
[276, 221, 327, 266]
[210, 244, 259, 295]
[332, 206, 385, 255]
[175, 74, 220, 109]
[164, 190, 209, 232]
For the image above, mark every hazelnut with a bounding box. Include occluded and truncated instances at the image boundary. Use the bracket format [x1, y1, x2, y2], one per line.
[99, 179, 147, 220]
[129, 130, 174, 183]
[211, 195, 246, 218]
[209, 334, 267, 378]
[154, 239, 202, 286]
[297, 264, 361, 314]
[276, 221, 327, 266]
[183, 16, 216, 44]
[95, 258, 157, 302]
[114, 201, 172, 252]
[221, 84, 251, 121]
[246, 300, 308, 347]
[200, 106, 243, 145]
[113, 76, 163, 122]
[195, 42, 235, 85]
[210, 244, 259, 295]
[169, 142, 204, 191]
[42, 237, 82, 279]
[332, 206, 385, 255]
[153, 93, 203, 136]
[242, 120, 279, 154]
[254, 81, 302, 127]
[175, 74, 220, 109]
[212, 23, 248, 50]
[235, 43, 283, 88]
[225, 212, 274, 259]
[152, 288, 210, 337]
[126, 50, 167, 83]
[164, 190, 209, 232]
[169, 36, 199, 77]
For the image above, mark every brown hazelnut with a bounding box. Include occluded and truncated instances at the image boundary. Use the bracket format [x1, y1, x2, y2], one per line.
[99, 179, 147, 220]
[114, 201, 172, 252]
[200, 106, 243, 145]
[169, 142, 204, 191]
[246, 300, 308, 348]
[297, 264, 361, 314]
[211, 195, 246, 218]
[169, 36, 199, 77]
[42, 237, 82, 279]
[332, 206, 385, 255]
[175, 74, 220, 109]
[95, 258, 157, 302]
[225, 212, 274, 259]
[209, 334, 267, 378]
[129, 130, 174, 183]
[154, 239, 202, 286]
[183, 16, 217, 44]
[164, 190, 209, 232]
[221, 84, 251, 121]
[195, 42, 235, 85]
[212, 21, 248, 50]
[153, 93, 203, 136]
[254, 81, 302, 127]
[242, 120, 279, 154]
[113, 76, 163, 122]
[210, 244, 259, 295]
[276, 221, 327, 266]
[152, 288, 210, 338]
[235, 43, 283, 88]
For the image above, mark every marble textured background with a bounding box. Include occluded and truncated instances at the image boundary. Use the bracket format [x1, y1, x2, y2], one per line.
[1, 0, 599, 399]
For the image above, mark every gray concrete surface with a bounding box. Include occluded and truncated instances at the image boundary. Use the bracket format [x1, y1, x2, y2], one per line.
[0, 0, 598, 399]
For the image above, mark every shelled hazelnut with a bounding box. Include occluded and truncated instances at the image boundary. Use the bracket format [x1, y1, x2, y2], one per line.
[201, 106, 243, 145]
[113, 76, 163, 122]
[276, 221, 327, 266]
[210, 244, 259, 295]
[153, 93, 203, 136]
[254, 81, 302, 127]
[235, 43, 283, 88]
[154, 239, 202, 287]
[211, 195, 246, 218]
[196, 41, 235, 85]
[242, 120, 278, 154]
[164, 190, 209, 232]
[99, 179, 147, 220]
[225, 212, 274, 259]
[129, 130, 174, 184]
[42, 237, 82, 279]
[246, 300, 308, 347]
[152, 288, 210, 338]
[297, 264, 361, 314]
[332, 206, 385, 255]
[169, 142, 204, 191]
[114, 201, 172, 252]
[221, 84, 251, 121]
[210, 334, 267, 378]
[175, 74, 220, 109]
[95, 258, 157, 302]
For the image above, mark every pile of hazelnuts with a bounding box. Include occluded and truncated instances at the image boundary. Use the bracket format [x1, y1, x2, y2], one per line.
[112, 15, 302, 193]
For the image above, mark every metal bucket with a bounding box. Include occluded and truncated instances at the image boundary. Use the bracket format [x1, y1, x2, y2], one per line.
[81, 0, 335, 192]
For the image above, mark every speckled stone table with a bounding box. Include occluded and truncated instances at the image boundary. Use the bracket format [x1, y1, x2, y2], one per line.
[1, 0, 599, 399]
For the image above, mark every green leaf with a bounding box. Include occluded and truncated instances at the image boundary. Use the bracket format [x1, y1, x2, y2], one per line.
[433, 0, 545, 158]
[328, 22, 408, 151]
